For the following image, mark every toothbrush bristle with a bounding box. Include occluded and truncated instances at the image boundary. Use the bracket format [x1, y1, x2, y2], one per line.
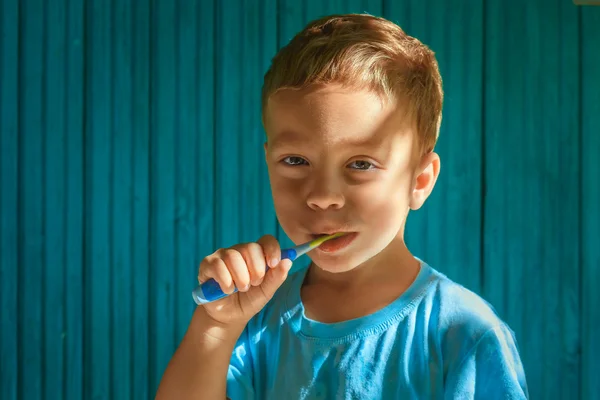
[309, 232, 345, 248]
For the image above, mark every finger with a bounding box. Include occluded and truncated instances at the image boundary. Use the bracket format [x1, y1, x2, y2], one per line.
[198, 257, 235, 294]
[258, 258, 293, 301]
[257, 234, 281, 268]
[221, 248, 251, 292]
[238, 242, 268, 286]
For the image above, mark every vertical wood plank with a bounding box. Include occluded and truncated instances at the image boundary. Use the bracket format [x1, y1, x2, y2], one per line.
[581, 7, 600, 400]
[84, 0, 113, 397]
[0, 0, 19, 399]
[193, 0, 216, 318]
[385, 0, 483, 293]
[174, 0, 199, 345]
[130, 0, 151, 398]
[483, 0, 517, 338]
[258, 0, 279, 239]
[484, 1, 580, 398]
[484, 0, 533, 388]
[239, 0, 278, 246]
[240, 0, 263, 243]
[150, 0, 176, 394]
[19, 0, 45, 397]
[112, 1, 133, 398]
[556, 2, 583, 398]
[64, 1, 85, 398]
[45, 0, 67, 398]
[214, 0, 243, 248]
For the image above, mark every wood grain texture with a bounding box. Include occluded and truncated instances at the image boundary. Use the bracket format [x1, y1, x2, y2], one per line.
[111, 1, 133, 398]
[45, 1, 67, 398]
[581, 7, 600, 400]
[214, 0, 243, 249]
[0, 0, 19, 399]
[19, 0, 45, 398]
[484, 1, 581, 398]
[84, 0, 113, 397]
[239, 0, 278, 246]
[150, 0, 177, 393]
[64, 1, 85, 399]
[257, 0, 279, 241]
[130, 1, 151, 398]
[173, 0, 200, 361]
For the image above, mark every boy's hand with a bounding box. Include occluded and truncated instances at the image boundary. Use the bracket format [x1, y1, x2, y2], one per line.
[197, 234, 293, 327]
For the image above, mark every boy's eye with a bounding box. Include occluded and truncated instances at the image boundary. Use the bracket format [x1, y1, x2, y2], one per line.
[280, 157, 374, 170]
[348, 160, 374, 170]
[282, 156, 308, 166]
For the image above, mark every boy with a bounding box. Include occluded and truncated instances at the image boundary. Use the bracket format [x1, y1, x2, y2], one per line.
[157, 14, 529, 399]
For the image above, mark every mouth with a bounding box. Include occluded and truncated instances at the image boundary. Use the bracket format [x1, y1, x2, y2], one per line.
[310, 231, 358, 253]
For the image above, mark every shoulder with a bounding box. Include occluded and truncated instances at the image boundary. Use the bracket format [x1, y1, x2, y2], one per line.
[422, 267, 529, 397]
[425, 265, 507, 337]
[419, 264, 519, 364]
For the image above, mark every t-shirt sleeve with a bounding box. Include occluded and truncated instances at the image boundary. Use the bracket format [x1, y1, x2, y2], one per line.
[226, 326, 255, 400]
[444, 324, 529, 399]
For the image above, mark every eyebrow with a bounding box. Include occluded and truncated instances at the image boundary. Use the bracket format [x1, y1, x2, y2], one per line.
[268, 127, 401, 153]
[268, 130, 309, 151]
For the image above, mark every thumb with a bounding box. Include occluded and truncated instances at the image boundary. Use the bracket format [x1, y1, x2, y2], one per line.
[258, 259, 293, 301]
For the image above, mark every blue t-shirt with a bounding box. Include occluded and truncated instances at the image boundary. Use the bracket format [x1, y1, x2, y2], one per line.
[226, 261, 529, 399]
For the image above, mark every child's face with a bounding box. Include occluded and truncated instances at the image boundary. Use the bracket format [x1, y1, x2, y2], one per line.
[263, 85, 439, 273]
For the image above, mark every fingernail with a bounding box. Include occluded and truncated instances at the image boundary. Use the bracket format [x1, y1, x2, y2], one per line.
[251, 279, 262, 286]
[241, 284, 250, 292]
[270, 258, 279, 267]
[284, 259, 293, 270]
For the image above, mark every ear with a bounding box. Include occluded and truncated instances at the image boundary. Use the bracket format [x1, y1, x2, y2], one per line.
[409, 152, 440, 210]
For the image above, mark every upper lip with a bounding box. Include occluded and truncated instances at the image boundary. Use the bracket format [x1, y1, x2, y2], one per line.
[310, 229, 354, 236]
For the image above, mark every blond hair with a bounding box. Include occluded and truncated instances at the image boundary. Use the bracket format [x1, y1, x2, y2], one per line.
[262, 14, 443, 153]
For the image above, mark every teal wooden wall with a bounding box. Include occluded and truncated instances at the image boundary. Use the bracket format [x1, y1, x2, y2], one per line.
[1, 0, 599, 399]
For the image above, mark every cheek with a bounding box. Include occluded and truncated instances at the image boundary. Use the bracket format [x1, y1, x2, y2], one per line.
[348, 176, 413, 236]
[269, 173, 303, 211]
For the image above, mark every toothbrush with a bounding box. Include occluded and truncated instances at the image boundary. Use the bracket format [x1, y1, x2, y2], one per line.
[192, 232, 345, 305]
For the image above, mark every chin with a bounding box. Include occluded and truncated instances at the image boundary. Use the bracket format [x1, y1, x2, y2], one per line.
[308, 248, 371, 274]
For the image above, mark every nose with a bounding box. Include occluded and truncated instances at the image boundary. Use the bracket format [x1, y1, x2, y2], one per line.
[306, 175, 345, 211]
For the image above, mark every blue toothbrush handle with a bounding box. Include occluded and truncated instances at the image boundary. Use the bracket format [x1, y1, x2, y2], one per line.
[192, 248, 298, 305]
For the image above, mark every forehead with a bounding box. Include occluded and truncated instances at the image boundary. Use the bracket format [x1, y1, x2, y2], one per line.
[264, 85, 413, 149]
